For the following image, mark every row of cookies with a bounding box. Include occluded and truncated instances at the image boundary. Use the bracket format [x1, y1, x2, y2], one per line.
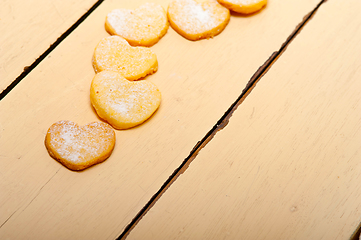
[45, 39, 161, 170]
[45, 0, 267, 171]
[106, 0, 267, 45]
[93, 0, 268, 131]
[44, 4, 164, 171]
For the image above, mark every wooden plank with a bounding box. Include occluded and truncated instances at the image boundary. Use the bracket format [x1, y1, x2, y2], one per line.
[0, 0, 321, 239]
[126, 0, 361, 239]
[0, 0, 99, 93]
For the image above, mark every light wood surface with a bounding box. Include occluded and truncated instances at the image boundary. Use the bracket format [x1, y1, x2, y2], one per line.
[126, 0, 361, 239]
[0, 0, 98, 92]
[0, 0, 324, 239]
[0, 0, 318, 239]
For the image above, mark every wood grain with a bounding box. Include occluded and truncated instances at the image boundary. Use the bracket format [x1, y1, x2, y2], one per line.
[0, 0, 99, 93]
[127, 0, 361, 239]
[0, 0, 321, 239]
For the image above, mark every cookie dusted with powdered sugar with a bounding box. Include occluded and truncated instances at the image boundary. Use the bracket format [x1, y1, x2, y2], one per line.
[167, 0, 230, 41]
[45, 120, 116, 171]
[92, 36, 158, 81]
[105, 3, 169, 47]
[90, 71, 161, 130]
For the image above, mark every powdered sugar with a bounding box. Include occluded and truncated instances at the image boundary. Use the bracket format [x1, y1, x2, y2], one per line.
[93, 36, 158, 81]
[48, 121, 114, 164]
[91, 71, 161, 129]
[104, 79, 155, 120]
[168, 0, 230, 37]
[111, 102, 132, 115]
[184, 2, 212, 25]
[106, 3, 168, 46]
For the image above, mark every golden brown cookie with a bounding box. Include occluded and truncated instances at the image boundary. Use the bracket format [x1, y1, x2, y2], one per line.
[167, 0, 230, 41]
[92, 36, 158, 81]
[105, 3, 169, 47]
[90, 71, 161, 130]
[45, 120, 116, 171]
[217, 0, 267, 14]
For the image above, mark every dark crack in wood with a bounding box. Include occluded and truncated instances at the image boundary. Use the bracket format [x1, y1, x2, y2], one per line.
[116, 0, 328, 239]
[0, 0, 105, 101]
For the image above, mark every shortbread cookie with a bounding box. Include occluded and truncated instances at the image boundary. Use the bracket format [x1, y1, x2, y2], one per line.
[90, 71, 161, 130]
[92, 36, 158, 81]
[105, 3, 169, 47]
[45, 120, 116, 171]
[217, 0, 267, 14]
[167, 0, 230, 41]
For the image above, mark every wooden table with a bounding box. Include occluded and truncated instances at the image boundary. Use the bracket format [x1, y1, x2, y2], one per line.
[1, 0, 360, 239]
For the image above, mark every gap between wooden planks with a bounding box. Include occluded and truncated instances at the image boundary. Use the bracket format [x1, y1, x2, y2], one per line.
[126, 0, 361, 239]
[117, 1, 327, 238]
[0, 0, 325, 239]
[0, 0, 102, 96]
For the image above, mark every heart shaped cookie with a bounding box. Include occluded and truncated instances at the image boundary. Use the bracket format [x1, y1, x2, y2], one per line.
[217, 0, 267, 14]
[105, 3, 169, 47]
[92, 36, 158, 81]
[167, 0, 230, 41]
[90, 71, 161, 130]
[45, 120, 116, 171]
